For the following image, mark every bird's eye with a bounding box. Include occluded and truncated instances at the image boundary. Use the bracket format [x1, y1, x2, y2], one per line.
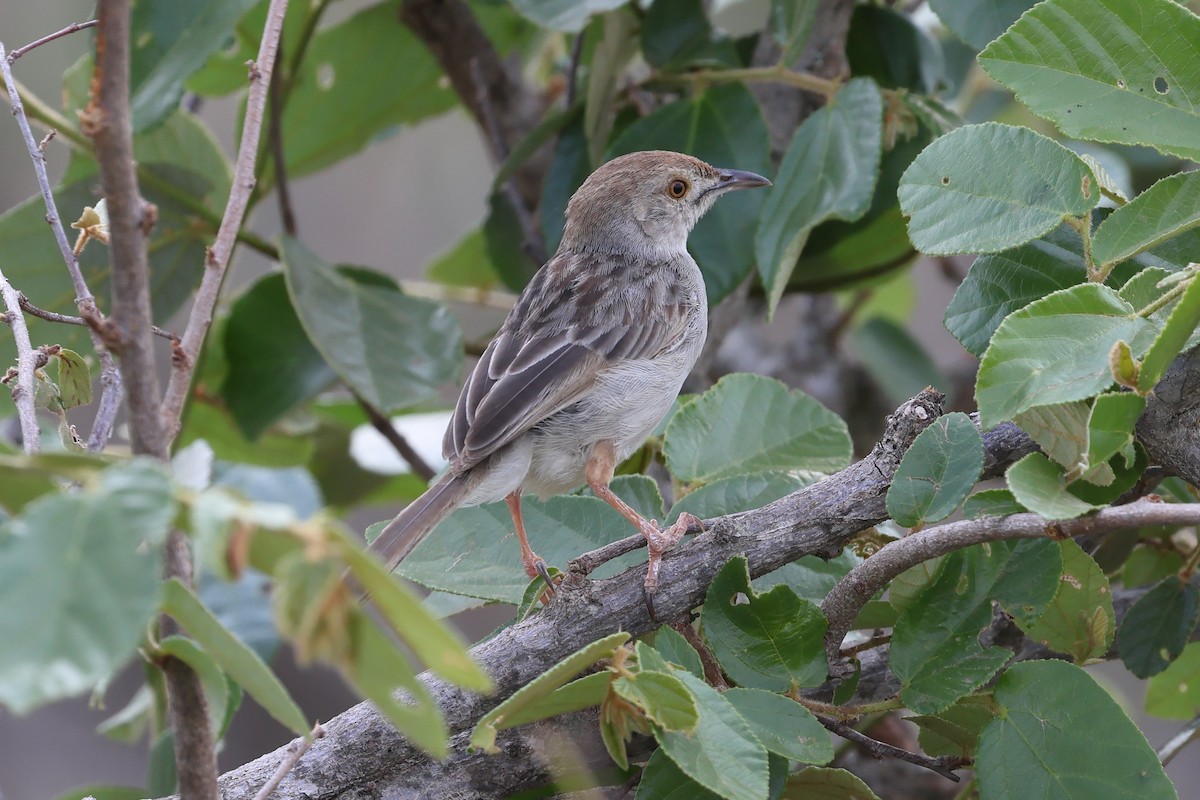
[667, 179, 689, 198]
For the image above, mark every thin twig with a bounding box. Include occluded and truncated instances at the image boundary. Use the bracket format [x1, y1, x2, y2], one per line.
[19, 294, 176, 341]
[565, 32, 585, 108]
[660, 64, 841, 100]
[159, 0, 291, 439]
[821, 500, 1200, 665]
[0, 269, 41, 453]
[0, 40, 124, 451]
[7, 19, 97, 62]
[1158, 714, 1200, 767]
[267, 43, 297, 236]
[669, 618, 728, 689]
[353, 392, 436, 481]
[468, 57, 546, 266]
[252, 723, 326, 800]
[815, 713, 967, 782]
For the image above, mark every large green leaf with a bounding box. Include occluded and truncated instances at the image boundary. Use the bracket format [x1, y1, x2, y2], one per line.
[607, 84, 771, 305]
[1005, 453, 1102, 520]
[668, 470, 817, 524]
[663, 374, 851, 483]
[656, 670, 770, 800]
[220, 273, 336, 439]
[943, 227, 1086, 357]
[393, 495, 649, 603]
[781, 767, 882, 799]
[636, 749, 725, 800]
[280, 236, 463, 413]
[976, 660, 1177, 799]
[641, 0, 740, 70]
[1116, 576, 1200, 679]
[846, 5, 944, 94]
[0, 462, 172, 713]
[929, 0, 1037, 50]
[1092, 172, 1200, 271]
[129, 0, 260, 130]
[756, 78, 883, 313]
[770, 0, 817, 65]
[975, 284, 1153, 428]
[886, 412, 983, 528]
[1023, 539, 1114, 664]
[268, 1, 458, 183]
[701, 557, 827, 692]
[1137, 272, 1200, 393]
[898, 123, 1097, 256]
[723, 688, 833, 765]
[891, 539, 1062, 714]
[979, 0, 1200, 162]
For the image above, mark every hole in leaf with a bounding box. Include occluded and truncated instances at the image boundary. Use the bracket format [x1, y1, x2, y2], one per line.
[1117, 79, 1126, 89]
[317, 62, 336, 90]
[1154, 77, 1169, 94]
[731, 592, 749, 606]
[940, 176, 950, 186]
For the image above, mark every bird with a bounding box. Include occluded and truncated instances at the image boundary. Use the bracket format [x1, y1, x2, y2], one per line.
[369, 150, 770, 612]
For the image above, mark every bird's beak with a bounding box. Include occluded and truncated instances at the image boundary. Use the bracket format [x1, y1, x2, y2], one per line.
[714, 168, 772, 192]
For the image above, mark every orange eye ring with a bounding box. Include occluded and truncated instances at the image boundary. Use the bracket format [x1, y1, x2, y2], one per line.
[667, 179, 689, 198]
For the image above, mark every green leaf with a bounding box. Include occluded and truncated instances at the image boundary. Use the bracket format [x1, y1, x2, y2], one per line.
[651, 627, 705, 679]
[891, 539, 1062, 714]
[394, 494, 649, 603]
[0, 463, 57, 515]
[976, 660, 1177, 799]
[928, 0, 1037, 50]
[508, 0, 627, 31]
[1123, 545, 1184, 589]
[0, 461, 172, 713]
[177, 402, 315, 467]
[471, 632, 629, 751]
[161, 578, 309, 735]
[664, 374, 851, 483]
[1023, 539, 1114, 664]
[267, 1, 457, 182]
[898, 123, 1097, 256]
[770, 0, 817, 64]
[156, 636, 231, 738]
[668, 470, 817, 524]
[944, 228, 1085, 357]
[963, 489, 1027, 519]
[757, 78, 883, 313]
[908, 700, 996, 758]
[975, 283, 1152, 428]
[336, 533, 491, 692]
[1138, 274, 1200, 393]
[426, 228, 501, 291]
[724, 688, 833, 764]
[1006, 453, 1101, 520]
[607, 83, 771, 305]
[280, 236, 463, 413]
[886, 412, 983, 527]
[613, 670, 699, 732]
[701, 557, 828, 691]
[344, 610, 447, 757]
[51, 348, 92, 409]
[129, 0, 259, 131]
[1093, 172, 1200, 271]
[146, 730, 177, 797]
[1145, 641, 1200, 720]
[1087, 392, 1145, 472]
[220, 273, 335, 439]
[1015, 402, 1096, 478]
[979, 0, 1200, 162]
[753, 549, 862, 605]
[499, 671, 611, 730]
[846, 5, 944, 94]
[851, 317, 943, 406]
[781, 767, 882, 799]
[1116, 576, 1200, 679]
[641, 0, 740, 70]
[656, 670, 770, 800]
[636, 749, 725, 800]
[539, 116, 591, 257]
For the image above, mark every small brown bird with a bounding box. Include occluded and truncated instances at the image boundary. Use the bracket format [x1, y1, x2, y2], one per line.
[370, 150, 770, 608]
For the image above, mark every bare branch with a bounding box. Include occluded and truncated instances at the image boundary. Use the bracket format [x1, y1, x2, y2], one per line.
[159, 0, 291, 440]
[18, 294, 177, 341]
[815, 713, 967, 782]
[253, 724, 326, 800]
[7, 19, 97, 62]
[0, 269, 40, 453]
[821, 500, 1200, 665]
[0, 40, 124, 451]
[353, 392, 436, 481]
[1158, 715, 1200, 767]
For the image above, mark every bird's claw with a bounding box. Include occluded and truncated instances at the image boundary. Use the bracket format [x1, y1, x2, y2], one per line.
[534, 559, 556, 593]
[641, 513, 703, 621]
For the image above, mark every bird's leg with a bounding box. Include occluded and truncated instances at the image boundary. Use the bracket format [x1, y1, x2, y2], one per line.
[586, 441, 702, 619]
[505, 490, 554, 591]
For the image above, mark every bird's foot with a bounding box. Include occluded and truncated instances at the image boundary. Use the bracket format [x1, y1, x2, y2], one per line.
[642, 512, 704, 622]
[523, 556, 558, 605]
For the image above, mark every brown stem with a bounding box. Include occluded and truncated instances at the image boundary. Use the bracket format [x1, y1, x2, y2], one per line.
[7, 19, 97, 61]
[267, 43, 297, 237]
[252, 724, 326, 800]
[18, 293, 177, 341]
[353, 392, 436, 481]
[815, 713, 967, 782]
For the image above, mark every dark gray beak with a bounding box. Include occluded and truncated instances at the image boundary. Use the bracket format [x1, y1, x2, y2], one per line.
[715, 168, 772, 192]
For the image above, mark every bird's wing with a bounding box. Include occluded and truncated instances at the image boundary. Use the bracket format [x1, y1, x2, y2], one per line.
[444, 250, 693, 469]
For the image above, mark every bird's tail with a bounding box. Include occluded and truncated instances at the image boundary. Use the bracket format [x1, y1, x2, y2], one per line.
[369, 470, 472, 573]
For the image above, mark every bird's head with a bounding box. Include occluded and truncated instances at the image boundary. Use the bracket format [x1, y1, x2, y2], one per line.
[560, 150, 771, 260]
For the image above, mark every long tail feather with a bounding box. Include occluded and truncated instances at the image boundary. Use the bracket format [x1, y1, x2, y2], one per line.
[369, 471, 471, 572]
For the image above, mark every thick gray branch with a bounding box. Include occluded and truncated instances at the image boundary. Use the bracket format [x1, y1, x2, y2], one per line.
[1138, 346, 1200, 488]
